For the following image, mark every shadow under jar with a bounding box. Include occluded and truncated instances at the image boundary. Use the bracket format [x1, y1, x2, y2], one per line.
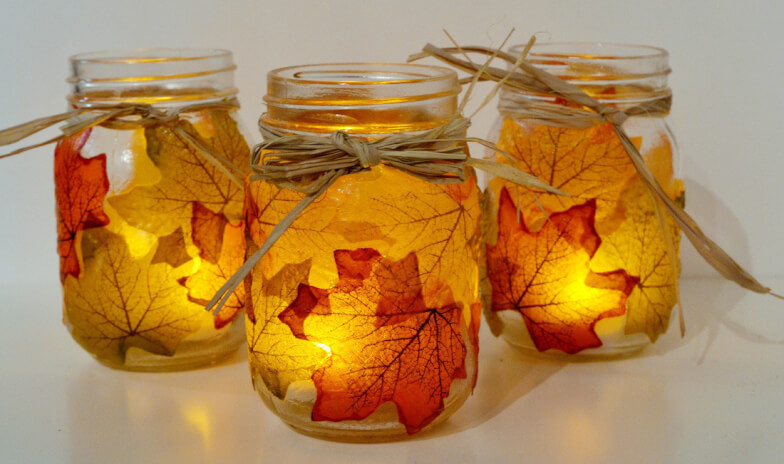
[483, 43, 683, 358]
[245, 63, 482, 440]
[59, 49, 251, 371]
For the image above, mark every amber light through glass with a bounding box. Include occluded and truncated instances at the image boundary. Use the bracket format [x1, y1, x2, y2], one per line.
[484, 42, 682, 358]
[246, 63, 482, 440]
[57, 48, 250, 371]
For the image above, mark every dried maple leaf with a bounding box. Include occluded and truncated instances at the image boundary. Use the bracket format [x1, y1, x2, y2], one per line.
[246, 257, 328, 399]
[364, 175, 483, 308]
[591, 178, 683, 341]
[54, 129, 111, 283]
[486, 187, 637, 354]
[279, 248, 467, 434]
[247, 166, 483, 347]
[180, 206, 246, 329]
[64, 227, 204, 364]
[191, 202, 229, 264]
[150, 226, 191, 268]
[494, 119, 639, 227]
[108, 110, 250, 236]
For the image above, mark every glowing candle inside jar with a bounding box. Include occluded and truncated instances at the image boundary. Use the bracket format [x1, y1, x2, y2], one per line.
[244, 63, 482, 440]
[484, 42, 683, 357]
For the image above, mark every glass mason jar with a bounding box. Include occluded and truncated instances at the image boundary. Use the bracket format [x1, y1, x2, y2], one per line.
[484, 43, 683, 358]
[245, 64, 482, 440]
[58, 49, 251, 370]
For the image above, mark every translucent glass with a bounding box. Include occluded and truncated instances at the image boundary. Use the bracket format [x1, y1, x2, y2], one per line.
[484, 43, 682, 358]
[246, 63, 481, 440]
[58, 49, 250, 370]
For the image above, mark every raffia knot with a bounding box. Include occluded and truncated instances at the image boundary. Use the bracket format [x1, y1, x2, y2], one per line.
[598, 106, 629, 126]
[206, 116, 566, 315]
[330, 131, 381, 167]
[142, 106, 182, 126]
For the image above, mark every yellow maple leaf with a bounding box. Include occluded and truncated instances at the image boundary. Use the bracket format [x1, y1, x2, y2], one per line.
[246, 165, 483, 328]
[591, 177, 684, 341]
[493, 119, 639, 229]
[246, 257, 328, 399]
[108, 110, 250, 236]
[64, 228, 206, 364]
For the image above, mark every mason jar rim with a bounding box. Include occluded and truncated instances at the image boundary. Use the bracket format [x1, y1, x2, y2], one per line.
[510, 42, 668, 61]
[267, 62, 457, 86]
[262, 63, 461, 134]
[264, 63, 460, 108]
[69, 48, 233, 66]
[68, 48, 236, 85]
[501, 41, 671, 106]
[67, 48, 238, 106]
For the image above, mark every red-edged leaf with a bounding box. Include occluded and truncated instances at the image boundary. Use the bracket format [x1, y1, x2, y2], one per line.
[54, 129, 110, 282]
[486, 187, 637, 354]
[279, 248, 467, 434]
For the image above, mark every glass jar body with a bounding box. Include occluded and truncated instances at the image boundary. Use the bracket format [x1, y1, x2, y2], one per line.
[244, 64, 481, 440]
[57, 49, 251, 371]
[483, 43, 683, 358]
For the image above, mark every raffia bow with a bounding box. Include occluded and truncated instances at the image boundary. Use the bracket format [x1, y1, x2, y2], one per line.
[205, 115, 565, 314]
[410, 36, 782, 336]
[0, 97, 246, 186]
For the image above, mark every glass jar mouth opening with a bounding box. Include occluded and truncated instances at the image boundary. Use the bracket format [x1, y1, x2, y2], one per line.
[265, 63, 460, 105]
[508, 42, 670, 80]
[263, 63, 461, 135]
[70, 48, 233, 65]
[503, 42, 671, 105]
[512, 42, 668, 61]
[68, 48, 237, 107]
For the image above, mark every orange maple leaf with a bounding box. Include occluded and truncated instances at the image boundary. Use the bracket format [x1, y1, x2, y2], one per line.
[279, 248, 467, 434]
[191, 202, 229, 264]
[54, 129, 111, 283]
[181, 205, 246, 329]
[486, 187, 637, 354]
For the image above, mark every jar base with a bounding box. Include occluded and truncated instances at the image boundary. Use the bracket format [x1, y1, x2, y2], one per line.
[501, 332, 646, 361]
[251, 370, 471, 442]
[493, 310, 650, 360]
[94, 318, 246, 372]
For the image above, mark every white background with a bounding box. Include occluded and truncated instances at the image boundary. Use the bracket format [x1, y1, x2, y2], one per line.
[0, 0, 782, 285]
[0, 2, 783, 463]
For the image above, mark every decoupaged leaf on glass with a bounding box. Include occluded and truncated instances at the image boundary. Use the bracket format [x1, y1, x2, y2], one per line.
[54, 129, 111, 282]
[64, 228, 205, 364]
[181, 205, 246, 329]
[108, 110, 250, 236]
[486, 187, 637, 354]
[247, 166, 483, 346]
[278, 248, 467, 434]
[494, 119, 638, 228]
[246, 257, 329, 399]
[591, 177, 683, 341]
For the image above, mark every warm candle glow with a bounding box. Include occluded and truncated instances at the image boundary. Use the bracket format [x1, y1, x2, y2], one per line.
[245, 63, 480, 439]
[60, 110, 250, 368]
[485, 117, 682, 355]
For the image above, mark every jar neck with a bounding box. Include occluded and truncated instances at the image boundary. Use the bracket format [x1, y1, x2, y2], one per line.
[261, 63, 461, 136]
[501, 42, 671, 111]
[68, 48, 238, 109]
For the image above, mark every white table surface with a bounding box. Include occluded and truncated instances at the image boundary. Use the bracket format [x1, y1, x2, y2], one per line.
[1, 277, 783, 464]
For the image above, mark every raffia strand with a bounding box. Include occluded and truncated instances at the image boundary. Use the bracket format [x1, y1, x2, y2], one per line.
[410, 37, 783, 335]
[205, 115, 567, 315]
[0, 97, 246, 186]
